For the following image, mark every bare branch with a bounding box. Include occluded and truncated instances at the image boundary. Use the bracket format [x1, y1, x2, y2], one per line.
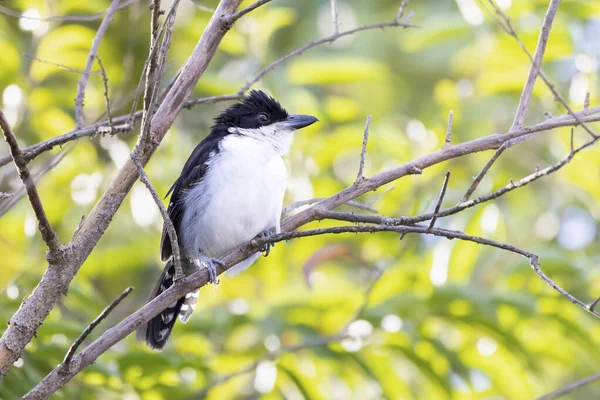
[0, 0, 138, 23]
[537, 372, 600, 400]
[427, 171, 450, 230]
[355, 114, 371, 184]
[130, 155, 183, 280]
[187, 6, 417, 109]
[510, 0, 561, 130]
[63, 287, 133, 367]
[444, 110, 453, 148]
[282, 198, 377, 215]
[584, 92, 590, 110]
[95, 56, 114, 129]
[74, 0, 121, 127]
[0, 108, 61, 252]
[461, 142, 507, 202]
[486, 1, 598, 139]
[330, 0, 340, 34]
[23, 54, 102, 75]
[226, 0, 273, 23]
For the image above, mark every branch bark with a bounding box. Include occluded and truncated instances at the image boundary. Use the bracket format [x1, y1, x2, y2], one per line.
[74, 0, 122, 127]
[0, 109, 60, 252]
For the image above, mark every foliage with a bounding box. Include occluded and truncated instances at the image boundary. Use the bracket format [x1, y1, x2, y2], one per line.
[1, 0, 600, 398]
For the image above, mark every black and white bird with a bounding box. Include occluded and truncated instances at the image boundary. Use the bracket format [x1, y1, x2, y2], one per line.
[138, 90, 318, 350]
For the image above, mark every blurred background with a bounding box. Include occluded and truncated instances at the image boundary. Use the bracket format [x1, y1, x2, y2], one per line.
[1, 0, 600, 399]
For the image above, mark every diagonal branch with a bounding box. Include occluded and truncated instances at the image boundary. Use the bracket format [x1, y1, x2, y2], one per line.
[226, 0, 273, 22]
[510, 0, 561, 131]
[537, 372, 600, 400]
[63, 287, 133, 367]
[0, 0, 138, 23]
[484, 0, 598, 139]
[185, 5, 417, 109]
[74, 0, 122, 127]
[462, 0, 562, 201]
[355, 114, 371, 183]
[0, 108, 60, 252]
[427, 171, 450, 230]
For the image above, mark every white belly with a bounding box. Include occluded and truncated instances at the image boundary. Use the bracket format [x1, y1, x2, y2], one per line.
[179, 135, 286, 271]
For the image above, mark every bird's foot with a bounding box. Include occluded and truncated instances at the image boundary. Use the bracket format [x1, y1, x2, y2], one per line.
[196, 255, 225, 285]
[259, 227, 277, 257]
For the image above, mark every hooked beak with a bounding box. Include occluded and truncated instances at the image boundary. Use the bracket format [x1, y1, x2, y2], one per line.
[282, 114, 319, 130]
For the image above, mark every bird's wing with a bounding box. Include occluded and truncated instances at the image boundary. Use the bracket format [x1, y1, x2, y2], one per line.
[160, 135, 221, 261]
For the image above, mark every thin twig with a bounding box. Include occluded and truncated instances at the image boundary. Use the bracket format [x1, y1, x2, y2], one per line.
[537, 372, 600, 400]
[584, 92, 590, 110]
[226, 0, 273, 23]
[485, 0, 598, 139]
[95, 56, 114, 130]
[0, 108, 61, 252]
[74, 0, 121, 127]
[130, 155, 183, 280]
[0, 0, 138, 23]
[63, 287, 133, 366]
[355, 114, 371, 184]
[427, 171, 450, 230]
[23, 54, 102, 75]
[186, 6, 417, 109]
[330, 0, 340, 34]
[138, 0, 163, 144]
[461, 142, 507, 202]
[193, 3, 215, 13]
[444, 110, 453, 148]
[461, 0, 562, 203]
[509, 0, 561, 131]
[282, 197, 377, 215]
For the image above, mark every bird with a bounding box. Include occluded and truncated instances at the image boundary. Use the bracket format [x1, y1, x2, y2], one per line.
[138, 90, 318, 350]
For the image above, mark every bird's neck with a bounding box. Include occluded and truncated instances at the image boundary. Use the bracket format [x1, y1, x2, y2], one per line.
[226, 126, 294, 156]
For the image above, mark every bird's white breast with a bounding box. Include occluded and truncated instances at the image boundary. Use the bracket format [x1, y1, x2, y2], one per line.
[179, 134, 288, 272]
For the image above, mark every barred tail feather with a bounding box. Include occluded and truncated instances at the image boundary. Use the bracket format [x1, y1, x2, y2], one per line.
[137, 260, 198, 351]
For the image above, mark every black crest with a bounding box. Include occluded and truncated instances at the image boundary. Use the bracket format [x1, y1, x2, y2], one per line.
[213, 90, 288, 130]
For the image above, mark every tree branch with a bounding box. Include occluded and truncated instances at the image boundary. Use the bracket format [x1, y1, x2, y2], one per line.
[0, 0, 138, 23]
[510, 0, 561, 131]
[427, 170, 450, 230]
[537, 372, 600, 400]
[355, 114, 371, 184]
[74, 0, 121, 127]
[0, 109, 60, 252]
[63, 287, 133, 367]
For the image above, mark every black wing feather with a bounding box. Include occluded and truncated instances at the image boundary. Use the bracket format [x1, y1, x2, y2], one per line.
[160, 134, 222, 261]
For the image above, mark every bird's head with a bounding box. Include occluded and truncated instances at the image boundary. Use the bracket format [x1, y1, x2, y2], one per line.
[213, 90, 318, 154]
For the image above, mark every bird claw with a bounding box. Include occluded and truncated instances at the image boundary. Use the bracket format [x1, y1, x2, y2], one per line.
[197, 255, 224, 285]
[259, 228, 276, 257]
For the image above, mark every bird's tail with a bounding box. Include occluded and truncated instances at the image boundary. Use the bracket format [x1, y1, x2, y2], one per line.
[137, 259, 199, 351]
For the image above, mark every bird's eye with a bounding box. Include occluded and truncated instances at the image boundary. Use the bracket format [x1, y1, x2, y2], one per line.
[257, 113, 270, 124]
